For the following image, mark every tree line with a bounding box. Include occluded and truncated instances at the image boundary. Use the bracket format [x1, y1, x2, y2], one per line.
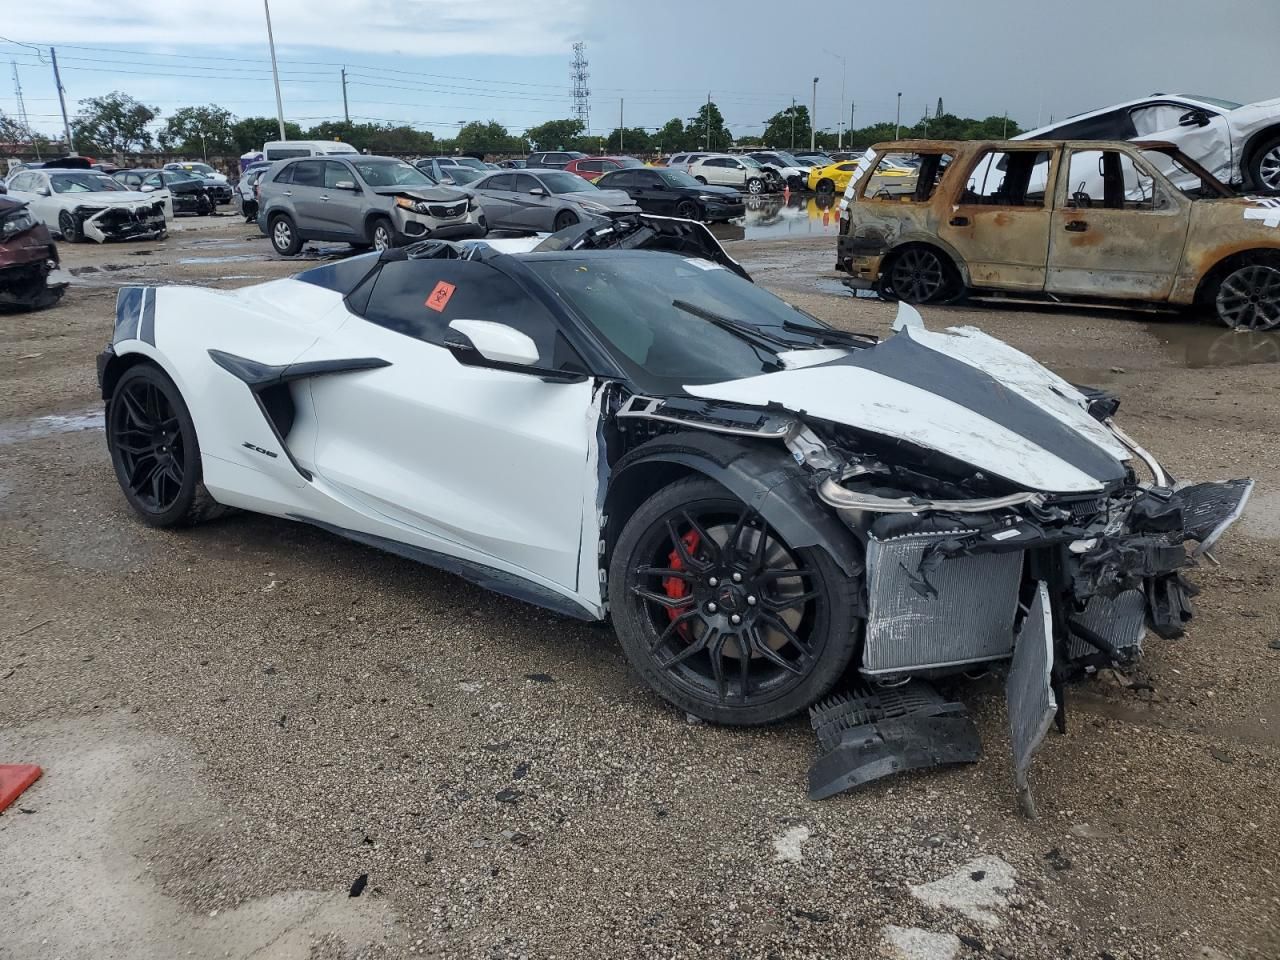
[0, 90, 1024, 160]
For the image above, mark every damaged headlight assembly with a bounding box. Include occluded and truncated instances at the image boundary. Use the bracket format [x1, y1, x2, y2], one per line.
[395, 196, 434, 215]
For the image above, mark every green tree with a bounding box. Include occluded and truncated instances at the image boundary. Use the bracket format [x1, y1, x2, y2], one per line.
[0, 110, 29, 156]
[692, 101, 732, 152]
[605, 127, 652, 154]
[456, 120, 515, 157]
[73, 91, 159, 154]
[161, 105, 235, 157]
[761, 104, 811, 151]
[653, 117, 689, 155]
[364, 124, 434, 155]
[522, 118, 584, 151]
[232, 116, 303, 153]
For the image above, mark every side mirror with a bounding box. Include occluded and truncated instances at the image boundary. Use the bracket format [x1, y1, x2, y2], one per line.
[38, 187, 51, 197]
[446, 319, 540, 367]
[1179, 110, 1210, 128]
[529, 187, 547, 197]
[140, 184, 157, 192]
[334, 180, 358, 191]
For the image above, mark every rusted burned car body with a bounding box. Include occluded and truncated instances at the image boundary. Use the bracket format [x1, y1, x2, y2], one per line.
[838, 139, 1280, 330]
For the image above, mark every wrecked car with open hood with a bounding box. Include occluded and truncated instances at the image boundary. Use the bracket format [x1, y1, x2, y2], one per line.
[0, 196, 66, 310]
[838, 139, 1280, 331]
[4, 167, 167, 243]
[95, 213, 1252, 812]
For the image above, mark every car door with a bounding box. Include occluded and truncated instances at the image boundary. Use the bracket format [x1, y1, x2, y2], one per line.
[12, 172, 58, 226]
[474, 173, 517, 227]
[631, 170, 673, 213]
[286, 159, 333, 236]
[140, 172, 175, 219]
[296, 257, 596, 591]
[936, 147, 1057, 292]
[509, 173, 554, 229]
[320, 160, 364, 239]
[1045, 145, 1190, 300]
[1132, 102, 1233, 188]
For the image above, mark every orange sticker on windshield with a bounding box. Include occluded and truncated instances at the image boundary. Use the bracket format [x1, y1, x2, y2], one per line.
[425, 281, 456, 312]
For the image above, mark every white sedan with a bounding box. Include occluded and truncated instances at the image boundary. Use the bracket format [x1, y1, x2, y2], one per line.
[5, 168, 167, 242]
[1017, 93, 1280, 193]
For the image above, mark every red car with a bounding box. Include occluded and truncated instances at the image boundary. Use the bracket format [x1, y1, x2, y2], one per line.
[0, 196, 65, 311]
[562, 156, 646, 182]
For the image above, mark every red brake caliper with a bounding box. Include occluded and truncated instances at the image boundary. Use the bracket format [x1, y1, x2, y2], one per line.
[663, 530, 701, 638]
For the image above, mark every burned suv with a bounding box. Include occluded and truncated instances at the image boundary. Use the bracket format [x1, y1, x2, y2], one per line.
[838, 139, 1280, 331]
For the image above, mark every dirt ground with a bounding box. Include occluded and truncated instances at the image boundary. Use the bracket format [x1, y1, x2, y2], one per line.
[1, 216, 1277, 960]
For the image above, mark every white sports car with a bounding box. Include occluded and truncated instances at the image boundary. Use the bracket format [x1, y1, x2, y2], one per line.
[96, 216, 1252, 807]
[5, 167, 167, 243]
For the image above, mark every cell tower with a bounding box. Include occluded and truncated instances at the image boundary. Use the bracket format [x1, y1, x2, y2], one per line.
[11, 60, 40, 159]
[571, 42, 590, 132]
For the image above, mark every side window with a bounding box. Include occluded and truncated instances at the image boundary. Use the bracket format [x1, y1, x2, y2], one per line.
[547, 153, 567, 165]
[514, 174, 542, 193]
[323, 161, 352, 189]
[960, 150, 1052, 207]
[9, 172, 33, 191]
[362, 261, 581, 369]
[837, 163, 859, 172]
[1048, 109, 1136, 141]
[1065, 150, 1159, 211]
[290, 160, 324, 188]
[272, 163, 295, 185]
[604, 171, 633, 189]
[579, 160, 602, 173]
[142, 173, 163, 188]
[1130, 104, 1193, 137]
[670, 155, 686, 165]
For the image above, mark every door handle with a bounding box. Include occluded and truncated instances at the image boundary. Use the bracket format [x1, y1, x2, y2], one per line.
[282, 190, 292, 196]
[319, 195, 330, 201]
[1065, 220, 1088, 232]
[949, 216, 969, 226]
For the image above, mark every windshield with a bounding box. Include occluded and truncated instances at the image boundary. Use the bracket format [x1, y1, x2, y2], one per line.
[165, 170, 200, 183]
[443, 166, 485, 184]
[612, 156, 644, 168]
[185, 163, 215, 175]
[659, 170, 703, 189]
[739, 156, 762, 168]
[773, 151, 805, 167]
[51, 172, 127, 193]
[353, 159, 434, 187]
[452, 157, 488, 170]
[1178, 95, 1243, 111]
[524, 253, 837, 390]
[539, 171, 598, 194]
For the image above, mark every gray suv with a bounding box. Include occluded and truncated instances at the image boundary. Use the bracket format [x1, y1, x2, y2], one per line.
[257, 155, 484, 255]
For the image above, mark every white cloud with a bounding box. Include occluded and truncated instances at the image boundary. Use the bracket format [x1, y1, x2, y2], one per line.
[16, 0, 588, 57]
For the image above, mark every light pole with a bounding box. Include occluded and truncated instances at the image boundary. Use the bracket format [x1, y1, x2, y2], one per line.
[810, 77, 818, 151]
[790, 97, 796, 149]
[263, 0, 287, 141]
[824, 50, 846, 150]
[895, 92, 902, 140]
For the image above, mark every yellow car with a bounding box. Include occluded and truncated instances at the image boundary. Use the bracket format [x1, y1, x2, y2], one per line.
[808, 159, 914, 194]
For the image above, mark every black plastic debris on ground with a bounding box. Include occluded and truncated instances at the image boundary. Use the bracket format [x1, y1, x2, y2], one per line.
[348, 873, 368, 897]
[807, 680, 982, 800]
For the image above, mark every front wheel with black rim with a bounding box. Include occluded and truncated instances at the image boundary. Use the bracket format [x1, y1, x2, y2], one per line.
[1212, 253, 1280, 331]
[610, 476, 859, 726]
[553, 209, 578, 231]
[106, 364, 227, 528]
[269, 213, 302, 256]
[57, 210, 83, 243]
[816, 178, 835, 194]
[675, 199, 701, 220]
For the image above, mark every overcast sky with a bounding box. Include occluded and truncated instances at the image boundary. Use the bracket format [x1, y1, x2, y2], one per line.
[3, 0, 1277, 143]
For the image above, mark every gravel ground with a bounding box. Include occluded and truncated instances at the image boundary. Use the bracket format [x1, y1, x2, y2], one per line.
[1, 218, 1277, 960]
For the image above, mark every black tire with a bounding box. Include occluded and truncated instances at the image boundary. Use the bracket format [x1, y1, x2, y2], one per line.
[694, 176, 708, 185]
[552, 209, 578, 231]
[106, 363, 227, 528]
[1247, 131, 1280, 195]
[368, 216, 396, 252]
[1209, 251, 1280, 331]
[609, 476, 859, 726]
[816, 178, 835, 194]
[57, 210, 83, 243]
[746, 178, 765, 195]
[879, 244, 963, 304]
[674, 199, 701, 220]
[196, 193, 212, 216]
[269, 213, 302, 256]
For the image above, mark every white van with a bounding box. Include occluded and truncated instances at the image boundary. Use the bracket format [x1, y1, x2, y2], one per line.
[261, 140, 361, 162]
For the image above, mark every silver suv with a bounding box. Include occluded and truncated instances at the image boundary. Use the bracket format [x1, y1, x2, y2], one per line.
[257, 155, 484, 255]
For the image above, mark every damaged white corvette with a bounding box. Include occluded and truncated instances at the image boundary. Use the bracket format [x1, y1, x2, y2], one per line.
[96, 216, 1252, 811]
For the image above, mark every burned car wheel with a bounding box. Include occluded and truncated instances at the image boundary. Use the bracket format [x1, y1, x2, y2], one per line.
[880, 245, 960, 304]
[107, 364, 226, 528]
[1213, 254, 1280, 331]
[611, 477, 858, 726]
[57, 211, 82, 243]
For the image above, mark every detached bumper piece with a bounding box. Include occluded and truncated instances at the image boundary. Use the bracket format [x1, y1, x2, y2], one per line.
[81, 203, 167, 243]
[806, 681, 982, 800]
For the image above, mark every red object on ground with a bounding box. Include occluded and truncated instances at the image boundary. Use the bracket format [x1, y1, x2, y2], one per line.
[0, 764, 42, 813]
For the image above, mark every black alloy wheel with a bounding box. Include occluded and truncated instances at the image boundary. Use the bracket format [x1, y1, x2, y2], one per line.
[886, 246, 950, 303]
[107, 364, 225, 527]
[1215, 258, 1280, 331]
[611, 477, 857, 725]
[675, 199, 701, 220]
[57, 210, 83, 243]
[553, 209, 578, 231]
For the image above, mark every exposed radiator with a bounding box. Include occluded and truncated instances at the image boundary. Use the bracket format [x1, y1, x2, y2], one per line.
[1066, 588, 1148, 660]
[862, 532, 1022, 675]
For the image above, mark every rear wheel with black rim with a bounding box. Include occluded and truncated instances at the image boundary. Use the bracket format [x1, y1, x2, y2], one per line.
[879, 245, 962, 304]
[1211, 252, 1280, 330]
[106, 364, 227, 527]
[610, 476, 858, 726]
[553, 209, 578, 231]
[57, 210, 83, 243]
[816, 178, 835, 194]
[269, 213, 302, 256]
[675, 199, 701, 220]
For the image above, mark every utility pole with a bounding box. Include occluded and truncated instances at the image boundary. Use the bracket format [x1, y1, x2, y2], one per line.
[810, 77, 818, 151]
[894, 92, 902, 140]
[263, 0, 287, 141]
[849, 101, 855, 148]
[341, 67, 350, 124]
[11, 60, 40, 159]
[705, 91, 711, 150]
[619, 97, 623, 153]
[1003, 110, 1008, 138]
[790, 97, 796, 150]
[50, 48, 75, 156]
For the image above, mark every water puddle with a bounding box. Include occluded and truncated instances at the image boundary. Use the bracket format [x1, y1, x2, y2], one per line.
[1145, 323, 1279, 369]
[738, 194, 841, 241]
[177, 254, 260, 265]
[0, 408, 103, 446]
